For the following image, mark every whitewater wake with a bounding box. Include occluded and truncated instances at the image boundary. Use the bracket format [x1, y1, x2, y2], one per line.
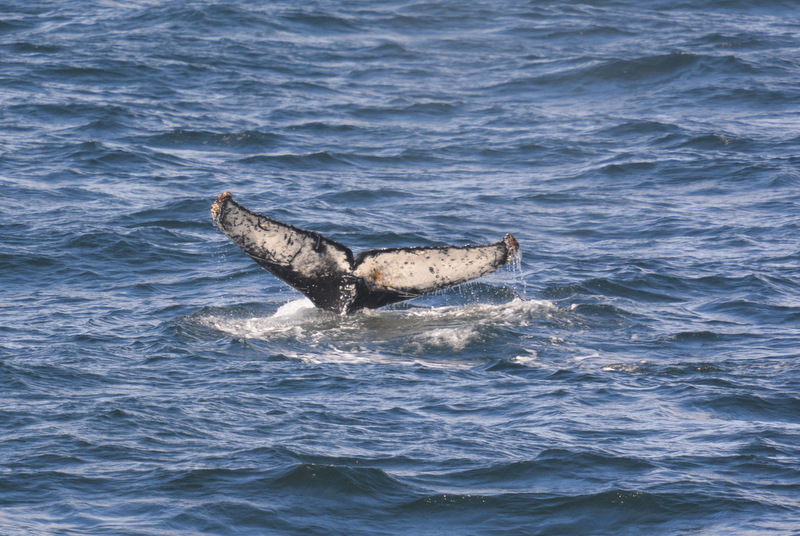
[187, 297, 558, 365]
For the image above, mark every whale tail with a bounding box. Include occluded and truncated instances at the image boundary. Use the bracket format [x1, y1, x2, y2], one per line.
[212, 192, 519, 314]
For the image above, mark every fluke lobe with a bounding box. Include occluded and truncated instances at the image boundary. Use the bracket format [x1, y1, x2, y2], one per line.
[211, 192, 519, 314]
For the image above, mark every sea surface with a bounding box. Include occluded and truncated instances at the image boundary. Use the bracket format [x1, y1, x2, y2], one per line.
[2, 1, 799, 534]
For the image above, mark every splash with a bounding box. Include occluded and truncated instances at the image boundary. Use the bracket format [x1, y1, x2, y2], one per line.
[192, 298, 323, 341]
[508, 246, 527, 299]
[272, 297, 316, 318]
[403, 297, 555, 324]
[188, 296, 558, 360]
[413, 326, 482, 351]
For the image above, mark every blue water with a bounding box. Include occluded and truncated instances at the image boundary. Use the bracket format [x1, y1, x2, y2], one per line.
[2, 1, 800, 534]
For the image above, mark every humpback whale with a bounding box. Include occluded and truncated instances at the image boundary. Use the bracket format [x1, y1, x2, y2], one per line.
[211, 192, 519, 314]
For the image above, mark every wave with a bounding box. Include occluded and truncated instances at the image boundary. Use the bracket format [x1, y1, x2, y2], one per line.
[123, 3, 282, 34]
[237, 150, 352, 169]
[485, 52, 756, 96]
[271, 463, 415, 501]
[696, 393, 800, 424]
[141, 129, 284, 153]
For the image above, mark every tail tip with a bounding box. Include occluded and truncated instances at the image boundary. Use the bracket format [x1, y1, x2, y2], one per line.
[211, 191, 233, 220]
[502, 234, 520, 263]
[503, 233, 519, 252]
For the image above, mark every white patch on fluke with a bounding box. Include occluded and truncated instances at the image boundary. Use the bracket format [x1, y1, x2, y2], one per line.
[354, 245, 508, 296]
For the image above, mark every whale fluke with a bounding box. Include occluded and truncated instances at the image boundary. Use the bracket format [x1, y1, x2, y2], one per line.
[211, 192, 519, 314]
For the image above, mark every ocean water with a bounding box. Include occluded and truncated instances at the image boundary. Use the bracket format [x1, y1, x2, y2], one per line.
[2, 1, 800, 534]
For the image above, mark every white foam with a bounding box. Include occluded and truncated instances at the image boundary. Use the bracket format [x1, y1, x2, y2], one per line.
[405, 297, 556, 324]
[194, 298, 321, 340]
[510, 349, 539, 366]
[412, 326, 481, 352]
[272, 297, 315, 318]
[191, 297, 559, 361]
[574, 350, 602, 361]
[284, 348, 474, 369]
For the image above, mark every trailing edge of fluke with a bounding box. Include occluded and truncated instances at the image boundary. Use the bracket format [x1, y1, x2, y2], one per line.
[211, 192, 519, 314]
